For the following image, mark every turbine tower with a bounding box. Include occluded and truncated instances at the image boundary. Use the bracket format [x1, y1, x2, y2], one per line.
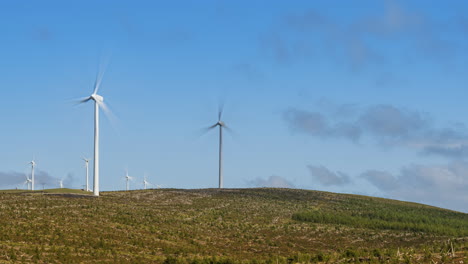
[83, 157, 90, 192]
[29, 159, 36, 191]
[203, 104, 230, 189]
[59, 179, 64, 189]
[76, 67, 112, 196]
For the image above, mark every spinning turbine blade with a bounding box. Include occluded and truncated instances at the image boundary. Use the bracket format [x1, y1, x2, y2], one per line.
[73, 97, 92, 105]
[222, 124, 238, 139]
[93, 54, 111, 94]
[97, 100, 113, 118]
[218, 102, 224, 121]
[92, 66, 106, 95]
[195, 124, 218, 139]
[207, 123, 218, 130]
[96, 100, 119, 130]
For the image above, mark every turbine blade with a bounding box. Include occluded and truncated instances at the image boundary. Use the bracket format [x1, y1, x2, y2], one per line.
[93, 73, 101, 95]
[92, 68, 105, 95]
[223, 125, 239, 140]
[73, 96, 92, 105]
[218, 102, 224, 121]
[93, 55, 111, 94]
[194, 124, 218, 139]
[223, 124, 233, 133]
[97, 100, 119, 128]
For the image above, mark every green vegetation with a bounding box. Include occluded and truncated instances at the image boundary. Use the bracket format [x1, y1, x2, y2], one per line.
[292, 195, 468, 236]
[0, 188, 465, 263]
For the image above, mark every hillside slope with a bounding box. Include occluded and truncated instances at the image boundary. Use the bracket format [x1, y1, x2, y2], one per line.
[0, 188, 466, 263]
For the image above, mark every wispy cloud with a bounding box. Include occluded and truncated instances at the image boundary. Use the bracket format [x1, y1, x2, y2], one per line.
[34, 27, 53, 41]
[361, 170, 399, 191]
[248, 175, 295, 188]
[260, 0, 460, 71]
[0, 171, 29, 187]
[232, 63, 264, 83]
[305, 163, 467, 212]
[307, 165, 350, 186]
[284, 103, 468, 158]
[0, 170, 60, 189]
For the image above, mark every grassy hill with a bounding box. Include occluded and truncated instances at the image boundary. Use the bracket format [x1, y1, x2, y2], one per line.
[0, 188, 466, 263]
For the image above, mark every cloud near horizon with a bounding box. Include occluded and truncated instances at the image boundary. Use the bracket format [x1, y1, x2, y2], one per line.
[284, 104, 468, 158]
[0, 170, 71, 189]
[305, 162, 468, 213]
[307, 165, 350, 186]
[249, 175, 295, 188]
[361, 162, 468, 213]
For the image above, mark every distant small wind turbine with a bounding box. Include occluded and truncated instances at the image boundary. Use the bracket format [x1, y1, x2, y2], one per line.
[75, 64, 113, 196]
[23, 175, 32, 190]
[125, 170, 133, 191]
[201, 104, 232, 189]
[59, 179, 64, 189]
[82, 157, 90, 191]
[143, 174, 153, 190]
[28, 158, 36, 191]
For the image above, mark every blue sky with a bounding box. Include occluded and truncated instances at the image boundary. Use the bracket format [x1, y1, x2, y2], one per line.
[1, 0, 468, 212]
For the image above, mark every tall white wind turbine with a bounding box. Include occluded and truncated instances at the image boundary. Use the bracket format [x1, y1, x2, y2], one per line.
[76, 68, 112, 196]
[29, 159, 36, 191]
[59, 179, 64, 189]
[202, 104, 231, 189]
[83, 157, 90, 192]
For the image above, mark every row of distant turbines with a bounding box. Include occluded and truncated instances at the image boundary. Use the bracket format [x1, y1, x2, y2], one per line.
[22, 157, 160, 191]
[22, 66, 228, 196]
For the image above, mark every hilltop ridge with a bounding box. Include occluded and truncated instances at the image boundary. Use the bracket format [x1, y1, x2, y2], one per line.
[0, 188, 466, 263]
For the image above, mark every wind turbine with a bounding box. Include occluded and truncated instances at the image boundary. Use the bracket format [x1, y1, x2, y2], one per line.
[125, 170, 133, 191]
[28, 159, 36, 191]
[82, 157, 90, 192]
[23, 175, 32, 190]
[75, 66, 112, 196]
[59, 179, 64, 189]
[143, 174, 152, 190]
[202, 104, 231, 189]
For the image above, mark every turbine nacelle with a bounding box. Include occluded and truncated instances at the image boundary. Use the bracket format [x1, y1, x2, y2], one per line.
[91, 94, 104, 102]
[125, 171, 133, 181]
